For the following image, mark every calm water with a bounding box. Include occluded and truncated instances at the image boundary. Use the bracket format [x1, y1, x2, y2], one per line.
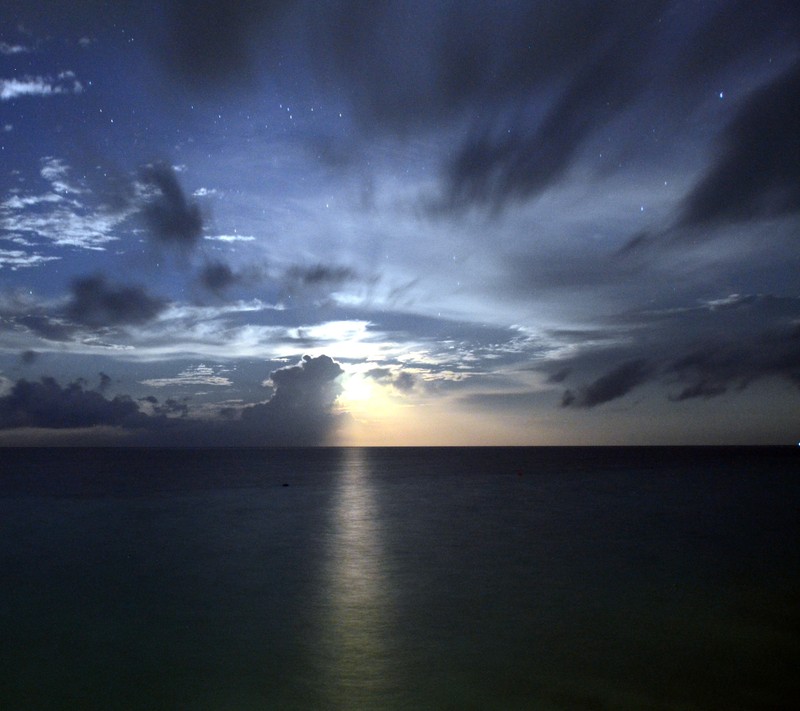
[0, 447, 797, 710]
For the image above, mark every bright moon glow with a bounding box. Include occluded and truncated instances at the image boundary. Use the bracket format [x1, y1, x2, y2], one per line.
[340, 374, 375, 403]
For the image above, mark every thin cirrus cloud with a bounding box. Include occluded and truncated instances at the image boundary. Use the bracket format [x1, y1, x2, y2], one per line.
[140, 364, 233, 389]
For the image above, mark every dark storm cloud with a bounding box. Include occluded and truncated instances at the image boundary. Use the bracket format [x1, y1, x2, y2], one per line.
[65, 276, 166, 327]
[20, 349, 38, 365]
[549, 295, 800, 408]
[0, 377, 150, 429]
[679, 60, 800, 227]
[140, 164, 203, 247]
[562, 359, 651, 408]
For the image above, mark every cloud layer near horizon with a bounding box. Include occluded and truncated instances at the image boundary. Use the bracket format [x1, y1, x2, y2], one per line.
[0, 354, 345, 445]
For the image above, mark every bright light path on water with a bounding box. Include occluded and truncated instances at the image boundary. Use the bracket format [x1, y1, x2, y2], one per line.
[319, 449, 398, 706]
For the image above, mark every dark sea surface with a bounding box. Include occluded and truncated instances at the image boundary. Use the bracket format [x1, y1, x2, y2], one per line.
[0, 446, 797, 710]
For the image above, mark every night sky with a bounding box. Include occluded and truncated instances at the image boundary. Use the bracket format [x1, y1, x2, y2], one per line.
[1, 1, 798, 445]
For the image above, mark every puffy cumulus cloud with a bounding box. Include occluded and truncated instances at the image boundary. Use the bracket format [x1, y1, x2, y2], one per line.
[240, 354, 344, 445]
[0, 355, 345, 446]
[138, 395, 190, 418]
[250, 354, 342, 414]
[65, 276, 166, 327]
[0, 377, 150, 430]
[547, 294, 800, 408]
[139, 163, 203, 247]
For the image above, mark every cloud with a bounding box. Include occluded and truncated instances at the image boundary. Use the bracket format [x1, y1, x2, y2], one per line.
[678, 60, 800, 227]
[199, 260, 239, 294]
[255, 353, 342, 412]
[240, 354, 344, 444]
[65, 275, 166, 327]
[204, 233, 255, 243]
[98, 372, 111, 393]
[365, 366, 416, 392]
[0, 156, 131, 251]
[0, 249, 60, 270]
[562, 359, 651, 408]
[139, 395, 190, 418]
[0, 73, 83, 100]
[139, 163, 203, 247]
[159, 0, 291, 89]
[40, 156, 85, 195]
[0, 377, 151, 430]
[549, 294, 800, 407]
[0, 42, 30, 55]
[140, 364, 233, 388]
[20, 350, 38, 365]
[673, 2, 800, 88]
[0, 355, 345, 445]
[286, 264, 355, 286]
[15, 314, 76, 342]
[302, 2, 672, 210]
[148, 1, 800, 220]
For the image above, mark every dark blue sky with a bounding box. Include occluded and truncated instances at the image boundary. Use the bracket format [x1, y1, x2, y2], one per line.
[1, 1, 799, 445]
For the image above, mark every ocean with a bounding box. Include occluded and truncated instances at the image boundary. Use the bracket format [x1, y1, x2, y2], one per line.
[0, 447, 797, 710]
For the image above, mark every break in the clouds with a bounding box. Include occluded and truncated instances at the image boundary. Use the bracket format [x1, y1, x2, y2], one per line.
[0, 1, 798, 444]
